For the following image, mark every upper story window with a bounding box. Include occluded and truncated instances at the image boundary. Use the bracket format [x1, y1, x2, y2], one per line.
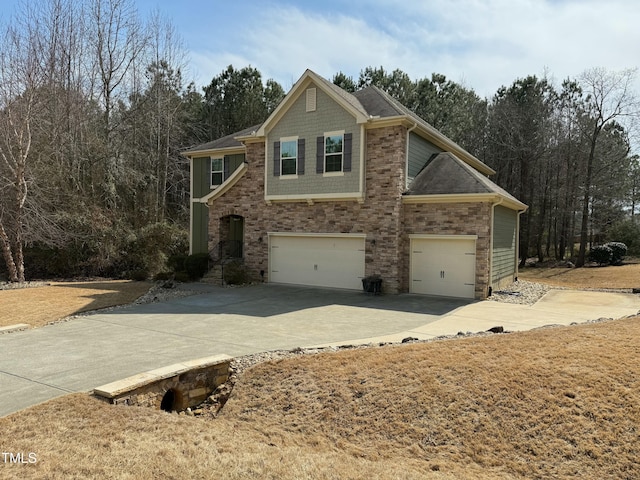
[316, 131, 353, 175]
[274, 137, 305, 177]
[211, 158, 223, 187]
[281, 139, 298, 175]
[325, 133, 344, 173]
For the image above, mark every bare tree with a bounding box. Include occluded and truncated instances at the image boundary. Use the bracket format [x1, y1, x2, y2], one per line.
[0, 8, 46, 282]
[575, 68, 639, 267]
[87, 0, 147, 208]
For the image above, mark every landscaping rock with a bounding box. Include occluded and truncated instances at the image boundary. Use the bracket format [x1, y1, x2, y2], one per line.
[402, 337, 418, 343]
[487, 280, 551, 305]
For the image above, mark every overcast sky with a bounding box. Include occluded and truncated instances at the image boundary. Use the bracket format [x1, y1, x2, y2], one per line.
[1, 0, 639, 97]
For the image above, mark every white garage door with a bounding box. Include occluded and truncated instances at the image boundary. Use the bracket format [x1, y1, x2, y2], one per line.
[410, 236, 476, 298]
[269, 234, 365, 290]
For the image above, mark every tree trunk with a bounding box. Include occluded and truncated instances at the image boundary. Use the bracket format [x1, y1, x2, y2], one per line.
[576, 134, 599, 267]
[0, 222, 19, 282]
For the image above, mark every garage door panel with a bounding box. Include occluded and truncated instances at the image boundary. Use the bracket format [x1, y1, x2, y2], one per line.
[270, 235, 365, 290]
[411, 237, 476, 298]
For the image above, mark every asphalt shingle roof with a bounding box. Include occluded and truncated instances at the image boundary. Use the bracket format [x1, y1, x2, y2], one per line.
[406, 152, 521, 205]
[183, 124, 262, 154]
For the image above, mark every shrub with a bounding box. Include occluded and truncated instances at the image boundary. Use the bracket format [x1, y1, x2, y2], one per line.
[174, 271, 191, 283]
[608, 220, 640, 256]
[223, 261, 249, 285]
[588, 245, 613, 266]
[123, 222, 189, 278]
[129, 269, 149, 281]
[605, 242, 627, 265]
[184, 253, 210, 280]
[154, 271, 173, 281]
[168, 255, 188, 273]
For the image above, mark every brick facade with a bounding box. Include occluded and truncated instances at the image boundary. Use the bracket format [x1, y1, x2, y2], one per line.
[208, 126, 408, 293]
[401, 202, 492, 298]
[207, 125, 493, 299]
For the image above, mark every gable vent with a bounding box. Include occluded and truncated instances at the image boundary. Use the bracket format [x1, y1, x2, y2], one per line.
[306, 88, 317, 112]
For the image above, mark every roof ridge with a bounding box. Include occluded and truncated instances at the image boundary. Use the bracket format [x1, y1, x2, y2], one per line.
[316, 72, 369, 118]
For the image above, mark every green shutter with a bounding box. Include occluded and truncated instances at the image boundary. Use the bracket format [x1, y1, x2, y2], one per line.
[316, 136, 324, 173]
[274, 141, 280, 177]
[343, 133, 352, 172]
[298, 138, 305, 174]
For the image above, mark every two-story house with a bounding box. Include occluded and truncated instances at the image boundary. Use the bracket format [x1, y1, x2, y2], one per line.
[184, 69, 526, 299]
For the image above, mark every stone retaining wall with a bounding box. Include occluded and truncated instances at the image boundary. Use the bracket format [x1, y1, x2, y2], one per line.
[93, 355, 231, 411]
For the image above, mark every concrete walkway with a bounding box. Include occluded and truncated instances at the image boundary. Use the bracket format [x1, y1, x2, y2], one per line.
[1, 284, 639, 417]
[327, 289, 640, 345]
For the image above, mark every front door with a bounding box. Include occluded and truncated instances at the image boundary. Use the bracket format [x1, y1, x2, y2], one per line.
[219, 215, 244, 259]
[228, 215, 244, 258]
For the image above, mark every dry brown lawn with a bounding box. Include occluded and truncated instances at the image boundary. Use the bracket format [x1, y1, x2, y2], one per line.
[1, 273, 638, 477]
[0, 280, 152, 328]
[2, 316, 640, 479]
[519, 262, 640, 289]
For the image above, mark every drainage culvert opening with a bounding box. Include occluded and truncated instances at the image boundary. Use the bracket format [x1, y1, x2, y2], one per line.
[161, 388, 185, 412]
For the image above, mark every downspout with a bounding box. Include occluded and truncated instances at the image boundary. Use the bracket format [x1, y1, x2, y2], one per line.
[402, 122, 419, 292]
[516, 209, 526, 281]
[188, 155, 194, 255]
[488, 197, 504, 297]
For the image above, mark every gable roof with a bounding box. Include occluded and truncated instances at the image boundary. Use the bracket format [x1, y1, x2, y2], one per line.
[354, 86, 494, 175]
[182, 124, 261, 155]
[255, 69, 370, 137]
[183, 70, 493, 176]
[405, 152, 526, 210]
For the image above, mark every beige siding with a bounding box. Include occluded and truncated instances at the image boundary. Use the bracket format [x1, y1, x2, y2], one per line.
[266, 82, 361, 196]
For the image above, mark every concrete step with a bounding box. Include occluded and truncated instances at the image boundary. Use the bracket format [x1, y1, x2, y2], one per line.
[202, 265, 224, 286]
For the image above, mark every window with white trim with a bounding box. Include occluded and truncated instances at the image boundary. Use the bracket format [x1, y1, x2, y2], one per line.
[211, 158, 223, 187]
[280, 138, 298, 176]
[325, 133, 343, 172]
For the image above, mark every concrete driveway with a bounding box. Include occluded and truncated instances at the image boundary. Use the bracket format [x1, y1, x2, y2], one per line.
[1, 283, 639, 417]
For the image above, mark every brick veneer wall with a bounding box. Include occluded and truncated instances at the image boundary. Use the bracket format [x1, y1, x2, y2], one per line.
[401, 202, 492, 299]
[208, 126, 408, 293]
[207, 126, 494, 298]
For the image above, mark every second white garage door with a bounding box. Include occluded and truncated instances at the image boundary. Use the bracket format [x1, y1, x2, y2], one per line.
[410, 235, 476, 298]
[269, 234, 366, 290]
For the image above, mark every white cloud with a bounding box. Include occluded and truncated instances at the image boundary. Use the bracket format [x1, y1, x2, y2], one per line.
[188, 0, 640, 98]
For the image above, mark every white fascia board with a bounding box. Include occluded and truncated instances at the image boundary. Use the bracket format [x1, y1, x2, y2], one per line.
[268, 232, 367, 239]
[184, 146, 245, 158]
[257, 71, 368, 137]
[264, 192, 365, 204]
[409, 234, 478, 240]
[402, 193, 527, 211]
[200, 163, 248, 204]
